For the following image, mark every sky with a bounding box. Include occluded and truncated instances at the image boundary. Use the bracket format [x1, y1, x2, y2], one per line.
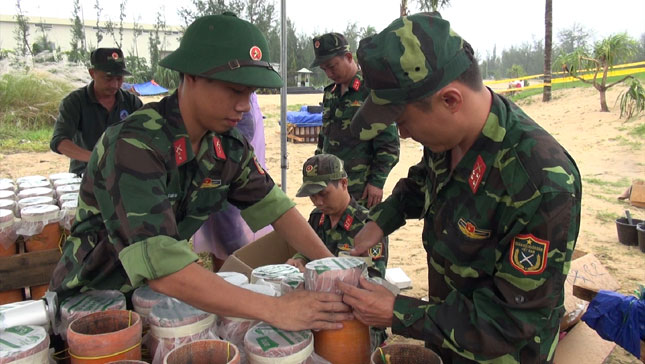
[3, 0, 644, 56]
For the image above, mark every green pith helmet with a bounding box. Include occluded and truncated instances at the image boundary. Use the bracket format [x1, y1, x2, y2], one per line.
[311, 32, 350, 68]
[350, 12, 472, 140]
[296, 154, 347, 197]
[159, 13, 282, 88]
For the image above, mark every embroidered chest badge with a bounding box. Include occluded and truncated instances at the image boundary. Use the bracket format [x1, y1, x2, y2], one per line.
[469, 155, 486, 194]
[369, 242, 384, 259]
[173, 138, 187, 166]
[457, 218, 491, 240]
[212, 136, 227, 160]
[352, 78, 361, 91]
[200, 177, 222, 188]
[510, 234, 550, 275]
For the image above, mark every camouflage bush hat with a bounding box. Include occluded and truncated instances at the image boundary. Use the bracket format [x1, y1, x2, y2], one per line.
[350, 12, 472, 140]
[159, 13, 282, 88]
[296, 154, 348, 197]
[90, 48, 131, 76]
[311, 33, 350, 68]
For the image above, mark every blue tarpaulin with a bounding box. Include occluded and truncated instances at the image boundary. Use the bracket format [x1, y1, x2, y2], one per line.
[122, 80, 168, 96]
[286, 105, 322, 126]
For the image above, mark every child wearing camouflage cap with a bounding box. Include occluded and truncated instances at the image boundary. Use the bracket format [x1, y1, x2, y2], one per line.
[49, 13, 351, 332]
[339, 12, 581, 363]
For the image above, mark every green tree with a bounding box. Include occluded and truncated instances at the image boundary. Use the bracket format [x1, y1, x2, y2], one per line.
[105, 0, 127, 49]
[148, 11, 166, 77]
[401, 0, 451, 14]
[558, 33, 639, 112]
[13, 0, 32, 57]
[543, 0, 552, 102]
[68, 0, 87, 63]
[93, 0, 103, 47]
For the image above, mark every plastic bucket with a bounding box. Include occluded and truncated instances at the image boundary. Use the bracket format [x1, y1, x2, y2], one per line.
[314, 318, 371, 364]
[67, 310, 142, 364]
[163, 340, 240, 364]
[637, 222, 645, 253]
[370, 344, 443, 364]
[615, 217, 643, 246]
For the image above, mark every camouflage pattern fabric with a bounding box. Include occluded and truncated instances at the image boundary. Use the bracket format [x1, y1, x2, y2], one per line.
[369, 91, 582, 363]
[293, 198, 388, 278]
[50, 92, 294, 304]
[316, 72, 400, 202]
[50, 81, 143, 175]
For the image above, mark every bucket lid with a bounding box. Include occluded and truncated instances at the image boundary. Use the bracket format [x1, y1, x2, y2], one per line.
[251, 264, 301, 283]
[49, 172, 77, 181]
[20, 204, 60, 222]
[305, 256, 366, 274]
[17, 187, 54, 199]
[148, 298, 211, 328]
[244, 321, 313, 360]
[56, 184, 80, 195]
[16, 175, 48, 184]
[0, 190, 15, 200]
[0, 325, 49, 354]
[0, 181, 16, 192]
[217, 271, 250, 286]
[53, 177, 82, 187]
[0, 208, 14, 227]
[18, 180, 51, 190]
[58, 193, 79, 204]
[0, 199, 16, 210]
[18, 196, 55, 210]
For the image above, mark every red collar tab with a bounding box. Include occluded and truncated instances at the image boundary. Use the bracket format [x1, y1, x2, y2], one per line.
[318, 214, 325, 227]
[352, 78, 361, 91]
[343, 215, 354, 231]
[330, 84, 337, 93]
[173, 138, 188, 166]
[469, 155, 486, 194]
[213, 136, 227, 160]
[253, 155, 265, 175]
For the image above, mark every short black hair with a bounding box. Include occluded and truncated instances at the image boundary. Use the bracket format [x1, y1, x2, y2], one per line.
[454, 41, 483, 91]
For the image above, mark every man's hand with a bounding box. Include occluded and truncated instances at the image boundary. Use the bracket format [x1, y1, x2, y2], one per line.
[361, 183, 383, 208]
[286, 258, 307, 273]
[269, 290, 353, 331]
[350, 221, 384, 256]
[338, 276, 395, 328]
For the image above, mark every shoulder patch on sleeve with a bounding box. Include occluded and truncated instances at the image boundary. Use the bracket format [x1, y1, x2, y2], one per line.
[510, 234, 549, 275]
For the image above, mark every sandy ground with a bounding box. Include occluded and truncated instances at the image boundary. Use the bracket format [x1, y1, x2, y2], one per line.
[0, 86, 643, 362]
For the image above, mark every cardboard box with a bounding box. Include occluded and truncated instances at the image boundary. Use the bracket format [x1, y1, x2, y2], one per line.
[630, 182, 645, 208]
[219, 231, 297, 279]
[553, 250, 620, 364]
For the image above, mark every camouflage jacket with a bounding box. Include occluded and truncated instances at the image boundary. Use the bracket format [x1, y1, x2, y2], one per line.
[50, 81, 143, 175]
[316, 73, 400, 201]
[294, 198, 388, 278]
[50, 92, 294, 304]
[370, 91, 581, 363]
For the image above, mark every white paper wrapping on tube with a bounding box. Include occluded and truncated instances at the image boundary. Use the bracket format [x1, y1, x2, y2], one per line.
[0, 325, 49, 363]
[245, 322, 315, 364]
[146, 297, 219, 364]
[0, 200, 16, 215]
[280, 273, 305, 295]
[0, 300, 50, 331]
[0, 209, 18, 250]
[51, 176, 81, 187]
[60, 200, 78, 231]
[17, 196, 55, 211]
[57, 290, 126, 339]
[18, 180, 51, 190]
[132, 285, 169, 323]
[0, 190, 15, 201]
[216, 271, 249, 286]
[0, 181, 17, 192]
[58, 193, 78, 206]
[16, 204, 61, 237]
[304, 257, 366, 294]
[55, 184, 80, 197]
[15, 175, 47, 185]
[16, 187, 54, 200]
[49, 172, 77, 182]
[251, 264, 301, 294]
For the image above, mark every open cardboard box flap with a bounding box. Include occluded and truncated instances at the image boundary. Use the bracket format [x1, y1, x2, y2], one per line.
[554, 250, 620, 364]
[219, 231, 296, 279]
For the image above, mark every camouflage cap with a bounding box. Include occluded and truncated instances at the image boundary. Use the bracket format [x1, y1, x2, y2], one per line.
[159, 13, 282, 88]
[311, 33, 351, 68]
[350, 12, 472, 140]
[296, 154, 347, 197]
[90, 48, 131, 76]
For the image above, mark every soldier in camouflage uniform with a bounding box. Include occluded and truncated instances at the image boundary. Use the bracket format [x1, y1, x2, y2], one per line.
[49, 13, 352, 332]
[50, 48, 143, 176]
[338, 13, 582, 364]
[287, 154, 388, 279]
[312, 33, 400, 208]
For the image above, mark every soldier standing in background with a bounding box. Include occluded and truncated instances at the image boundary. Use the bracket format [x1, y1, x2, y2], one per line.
[50, 48, 143, 176]
[339, 12, 581, 363]
[312, 32, 400, 208]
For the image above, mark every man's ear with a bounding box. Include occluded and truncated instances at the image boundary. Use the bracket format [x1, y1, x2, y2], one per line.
[88, 68, 95, 79]
[437, 87, 463, 113]
[340, 177, 349, 189]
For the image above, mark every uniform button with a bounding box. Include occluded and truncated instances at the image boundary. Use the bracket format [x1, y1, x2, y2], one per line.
[515, 295, 525, 304]
[404, 314, 412, 320]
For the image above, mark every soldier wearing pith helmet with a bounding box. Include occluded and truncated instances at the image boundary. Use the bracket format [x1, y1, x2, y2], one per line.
[50, 13, 352, 333]
[311, 32, 400, 209]
[338, 12, 581, 363]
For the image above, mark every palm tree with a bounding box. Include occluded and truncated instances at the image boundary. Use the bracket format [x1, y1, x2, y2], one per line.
[558, 33, 639, 111]
[542, 0, 552, 102]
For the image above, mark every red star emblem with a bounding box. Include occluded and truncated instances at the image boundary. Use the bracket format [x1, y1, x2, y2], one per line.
[314, 40, 320, 49]
[111, 52, 119, 60]
[249, 46, 262, 61]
